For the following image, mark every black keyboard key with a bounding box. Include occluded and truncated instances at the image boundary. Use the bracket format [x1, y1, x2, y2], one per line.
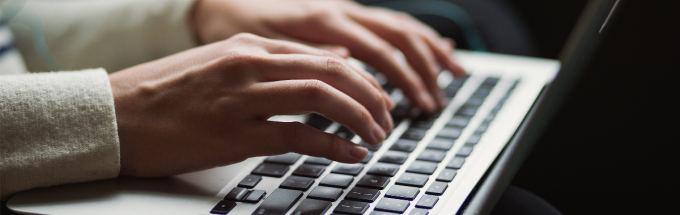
[356, 175, 391, 190]
[360, 141, 383, 151]
[445, 87, 459, 97]
[411, 117, 436, 129]
[243, 189, 266, 203]
[476, 123, 489, 133]
[379, 151, 409, 164]
[427, 138, 454, 151]
[391, 104, 411, 123]
[265, 153, 301, 165]
[371, 211, 397, 215]
[396, 173, 430, 187]
[279, 176, 315, 191]
[306, 114, 332, 131]
[382, 82, 396, 94]
[485, 112, 497, 122]
[456, 106, 478, 117]
[252, 188, 302, 215]
[466, 96, 485, 106]
[252, 163, 290, 177]
[467, 134, 482, 145]
[367, 163, 400, 176]
[438, 127, 462, 139]
[332, 163, 365, 176]
[456, 146, 474, 157]
[224, 187, 250, 201]
[335, 126, 355, 140]
[319, 173, 354, 188]
[290, 199, 332, 215]
[410, 208, 430, 215]
[493, 103, 503, 111]
[482, 77, 500, 86]
[426, 182, 448, 196]
[375, 198, 410, 213]
[436, 169, 458, 182]
[447, 116, 470, 127]
[345, 187, 381, 202]
[293, 164, 326, 178]
[401, 128, 428, 140]
[361, 151, 374, 164]
[406, 161, 439, 175]
[474, 88, 493, 96]
[385, 185, 420, 200]
[449, 76, 468, 87]
[307, 186, 343, 201]
[446, 157, 466, 169]
[417, 150, 447, 163]
[334, 200, 369, 215]
[304, 157, 333, 166]
[390, 139, 418, 152]
[210, 200, 236, 214]
[416, 195, 439, 209]
[238, 174, 262, 188]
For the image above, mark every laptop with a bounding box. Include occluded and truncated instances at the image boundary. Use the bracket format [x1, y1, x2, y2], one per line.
[6, 0, 618, 214]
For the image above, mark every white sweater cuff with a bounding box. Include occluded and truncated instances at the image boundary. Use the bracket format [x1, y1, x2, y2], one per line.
[0, 69, 120, 201]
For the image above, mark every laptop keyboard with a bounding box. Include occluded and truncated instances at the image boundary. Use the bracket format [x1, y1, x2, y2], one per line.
[211, 74, 520, 215]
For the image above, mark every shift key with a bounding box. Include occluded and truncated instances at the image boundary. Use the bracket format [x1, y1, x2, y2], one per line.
[252, 188, 303, 215]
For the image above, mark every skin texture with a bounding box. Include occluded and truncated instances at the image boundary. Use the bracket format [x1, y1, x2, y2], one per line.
[111, 34, 392, 177]
[112, 0, 467, 177]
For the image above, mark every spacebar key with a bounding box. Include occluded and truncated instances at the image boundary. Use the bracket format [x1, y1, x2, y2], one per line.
[251, 188, 303, 215]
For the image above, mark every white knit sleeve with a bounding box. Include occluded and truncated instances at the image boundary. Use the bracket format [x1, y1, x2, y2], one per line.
[9, 0, 198, 73]
[0, 69, 120, 201]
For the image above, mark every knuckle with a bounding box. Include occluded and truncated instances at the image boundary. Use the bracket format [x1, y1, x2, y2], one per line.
[323, 57, 347, 78]
[231, 32, 260, 42]
[326, 134, 345, 157]
[304, 7, 336, 22]
[371, 42, 394, 57]
[222, 51, 268, 66]
[300, 80, 330, 102]
[283, 122, 307, 151]
[357, 105, 373, 125]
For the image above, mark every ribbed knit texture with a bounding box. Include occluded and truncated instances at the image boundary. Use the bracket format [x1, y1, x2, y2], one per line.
[0, 69, 120, 201]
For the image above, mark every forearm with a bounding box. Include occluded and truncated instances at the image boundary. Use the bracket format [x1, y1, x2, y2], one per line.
[8, 0, 199, 73]
[0, 69, 120, 201]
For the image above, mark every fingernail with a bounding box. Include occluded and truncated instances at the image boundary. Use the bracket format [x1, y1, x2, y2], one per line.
[448, 58, 468, 76]
[383, 111, 394, 131]
[350, 145, 369, 160]
[435, 88, 446, 108]
[383, 91, 395, 110]
[420, 91, 437, 112]
[373, 122, 386, 143]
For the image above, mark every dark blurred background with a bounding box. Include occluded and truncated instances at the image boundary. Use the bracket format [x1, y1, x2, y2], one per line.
[501, 1, 679, 214]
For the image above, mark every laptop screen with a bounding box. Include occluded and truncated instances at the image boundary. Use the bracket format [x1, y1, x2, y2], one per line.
[460, 0, 622, 214]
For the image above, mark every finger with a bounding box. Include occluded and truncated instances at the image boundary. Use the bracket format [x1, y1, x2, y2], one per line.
[259, 30, 352, 58]
[393, 13, 468, 77]
[258, 54, 393, 131]
[245, 36, 384, 96]
[248, 121, 368, 163]
[348, 10, 449, 107]
[246, 80, 387, 144]
[295, 16, 437, 112]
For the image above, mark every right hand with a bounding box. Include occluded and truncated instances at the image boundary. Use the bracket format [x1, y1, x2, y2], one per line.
[109, 33, 393, 177]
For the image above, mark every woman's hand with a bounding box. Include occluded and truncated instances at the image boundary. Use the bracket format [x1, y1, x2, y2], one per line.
[110, 33, 392, 177]
[191, 0, 466, 112]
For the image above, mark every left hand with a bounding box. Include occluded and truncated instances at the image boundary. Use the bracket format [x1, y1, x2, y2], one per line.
[191, 0, 466, 112]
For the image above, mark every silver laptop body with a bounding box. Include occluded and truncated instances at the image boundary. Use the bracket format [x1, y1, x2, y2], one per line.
[7, 0, 617, 214]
